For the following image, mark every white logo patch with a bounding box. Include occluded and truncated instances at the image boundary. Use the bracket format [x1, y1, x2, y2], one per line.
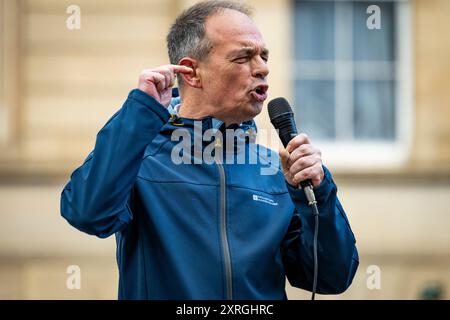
[252, 194, 278, 206]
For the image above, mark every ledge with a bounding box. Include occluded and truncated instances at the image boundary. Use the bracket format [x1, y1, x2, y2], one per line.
[331, 165, 450, 186]
[1, 158, 450, 185]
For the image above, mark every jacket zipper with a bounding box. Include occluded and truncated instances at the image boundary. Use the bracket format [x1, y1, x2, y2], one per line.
[216, 162, 233, 300]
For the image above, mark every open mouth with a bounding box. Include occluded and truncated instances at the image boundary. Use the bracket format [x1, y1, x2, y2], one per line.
[250, 84, 269, 102]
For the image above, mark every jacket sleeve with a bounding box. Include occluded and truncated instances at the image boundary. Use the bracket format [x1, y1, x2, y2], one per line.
[281, 166, 359, 294]
[60, 89, 170, 238]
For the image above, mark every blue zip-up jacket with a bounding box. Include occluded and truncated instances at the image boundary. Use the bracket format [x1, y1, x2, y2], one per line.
[60, 89, 359, 299]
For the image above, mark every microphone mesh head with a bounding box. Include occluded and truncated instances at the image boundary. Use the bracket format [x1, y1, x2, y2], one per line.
[267, 97, 293, 120]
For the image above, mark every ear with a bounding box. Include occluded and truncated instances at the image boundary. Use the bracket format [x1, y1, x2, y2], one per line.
[179, 58, 202, 88]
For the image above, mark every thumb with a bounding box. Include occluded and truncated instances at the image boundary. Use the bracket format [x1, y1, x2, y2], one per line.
[279, 147, 290, 173]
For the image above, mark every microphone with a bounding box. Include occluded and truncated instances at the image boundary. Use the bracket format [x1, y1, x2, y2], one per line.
[268, 97, 320, 300]
[267, 97, 317, 208]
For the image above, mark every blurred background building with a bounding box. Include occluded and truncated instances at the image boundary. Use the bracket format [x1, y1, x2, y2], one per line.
[0, 0, 449, 299]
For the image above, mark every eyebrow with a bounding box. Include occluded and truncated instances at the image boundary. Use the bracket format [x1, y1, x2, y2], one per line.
[229, 47, 269, 58]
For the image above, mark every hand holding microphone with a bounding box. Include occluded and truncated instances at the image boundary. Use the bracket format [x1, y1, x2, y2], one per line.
[279, 133, 324, 189]
[268, 97, 324, 203]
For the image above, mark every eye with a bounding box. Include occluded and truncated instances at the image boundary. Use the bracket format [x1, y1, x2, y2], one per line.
[233, 56, 250, 63]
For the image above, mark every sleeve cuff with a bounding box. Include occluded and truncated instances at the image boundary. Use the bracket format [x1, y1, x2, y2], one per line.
[127, 89, 170, 123]
[286, 165, 336, 204]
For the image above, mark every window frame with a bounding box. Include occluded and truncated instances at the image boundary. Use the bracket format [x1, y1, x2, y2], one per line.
[291, 0, 413, 170]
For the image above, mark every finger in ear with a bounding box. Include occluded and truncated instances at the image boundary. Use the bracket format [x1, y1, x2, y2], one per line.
[178, 58, 201, 88]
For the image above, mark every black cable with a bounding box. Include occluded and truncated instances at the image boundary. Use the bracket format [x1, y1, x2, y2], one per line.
[310, 203, 319, 300]
[300, 185, 320, 300]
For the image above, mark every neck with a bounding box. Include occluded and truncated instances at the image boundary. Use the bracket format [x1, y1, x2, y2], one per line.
[178, 93, 230, 124]
[178, 90, 241, 126]
[177, 101, 211, 121]
[179, 104, 238, 126]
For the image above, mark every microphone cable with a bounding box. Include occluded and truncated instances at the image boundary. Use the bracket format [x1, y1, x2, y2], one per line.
[302, 184, 319, 300]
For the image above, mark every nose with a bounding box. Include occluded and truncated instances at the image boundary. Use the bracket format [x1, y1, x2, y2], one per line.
[252, 56, 269, 79]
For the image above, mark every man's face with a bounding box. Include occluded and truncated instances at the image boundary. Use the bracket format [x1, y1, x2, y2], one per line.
[198, 9, 269, 124]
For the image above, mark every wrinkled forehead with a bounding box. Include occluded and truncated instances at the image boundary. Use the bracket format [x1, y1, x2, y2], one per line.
[205, 9, 266, 52]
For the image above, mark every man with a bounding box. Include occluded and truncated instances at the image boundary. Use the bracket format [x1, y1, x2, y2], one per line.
[60, 0, 359, 299]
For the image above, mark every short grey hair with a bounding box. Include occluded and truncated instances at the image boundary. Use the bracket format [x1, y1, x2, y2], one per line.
[167, 0, 252, 87]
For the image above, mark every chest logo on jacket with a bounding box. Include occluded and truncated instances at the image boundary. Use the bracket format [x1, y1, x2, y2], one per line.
[252, 194, 279, 206]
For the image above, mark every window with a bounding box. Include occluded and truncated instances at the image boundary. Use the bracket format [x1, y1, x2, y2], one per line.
[292, 0, 412, 168]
